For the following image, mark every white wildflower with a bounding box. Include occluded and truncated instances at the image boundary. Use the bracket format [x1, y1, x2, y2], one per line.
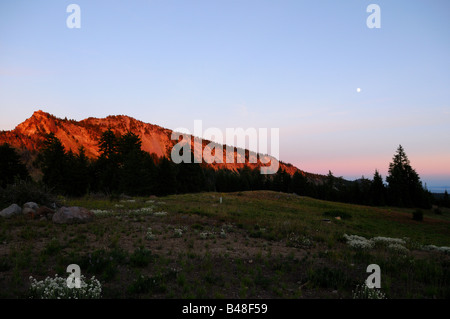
[371, 236, 406, 246]
[353, 283, 386, 299]
[387, 243, 409, 254]
[174, 228, 183, 238]
[421, 245, 450, 255]
[153, 211, 167, 216]
[343, 234, 374, 250]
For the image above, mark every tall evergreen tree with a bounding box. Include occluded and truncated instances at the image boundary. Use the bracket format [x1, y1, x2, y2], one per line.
[370, 170, 386, 206]
[36, 133, 68, 193]
[0, 143, 30, 187]
[98, 128, 117, 160]
[156, 157, 178, 196]
[95, 129, 120, 193]
[272, 167, 291, 192]
[441, 190, 450, 208]
[117, 131, 142, 164]
[176, 151, 206, 194]
[290, 171, 308, 195]
[66, 146, 91, 196]
[386, 145, 428, 208]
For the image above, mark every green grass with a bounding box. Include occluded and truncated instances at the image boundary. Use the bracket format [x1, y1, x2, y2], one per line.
[0, 190, 449, 299]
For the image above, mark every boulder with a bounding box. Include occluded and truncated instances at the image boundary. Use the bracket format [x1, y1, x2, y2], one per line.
[0, 204, 22, 218]
[23, 202, 39, 217]
[52, 206, 94, 224]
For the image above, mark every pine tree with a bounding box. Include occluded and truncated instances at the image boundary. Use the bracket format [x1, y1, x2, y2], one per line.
[176, 151, 206, 194]
[95, 129, 120, 193]
[386, 145, 428, 207]
[98, 128, 117, 160]
[117, 131, 142, 164]
[370, 170, 386, 206]
[442, 190, 450, 208]
[36, 133, 68, 193]
[0, 143, 30, 187]
[156, 157, 178, 196]
[66, 146, 90, 196]
[290, 171, 308, 195]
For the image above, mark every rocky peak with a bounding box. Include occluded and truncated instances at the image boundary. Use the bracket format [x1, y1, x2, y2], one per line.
[1, 110, 304, 176]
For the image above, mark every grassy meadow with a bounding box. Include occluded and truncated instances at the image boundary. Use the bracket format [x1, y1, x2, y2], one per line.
[0, 190, 449, 299]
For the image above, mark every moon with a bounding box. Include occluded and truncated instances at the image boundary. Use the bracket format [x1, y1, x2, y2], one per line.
[356, 88, 361, 93]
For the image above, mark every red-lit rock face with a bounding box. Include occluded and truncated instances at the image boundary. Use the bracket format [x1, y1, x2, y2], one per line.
[0, 110, 303, 175]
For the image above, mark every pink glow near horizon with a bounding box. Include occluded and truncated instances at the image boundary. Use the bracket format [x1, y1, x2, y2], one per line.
[290, 155, 450, 181]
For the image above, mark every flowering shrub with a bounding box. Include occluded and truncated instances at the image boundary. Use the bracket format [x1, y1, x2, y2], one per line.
[352, 283, 386, 299]
[29, 274, 101, 299]
[344, 234, 410, 253]
[153, 211, 167, 216]
[174, 228, 183, 238]
[146, 227, 155, 240]
[371, 236, 406, 246]
[387, 243, 409, 254]
[200, 232, 214, 239]
[136, 207, 153, 214]
[343, 234, 374, 250]
[421, 245, 450, 255]
[91, 209, 110, 215]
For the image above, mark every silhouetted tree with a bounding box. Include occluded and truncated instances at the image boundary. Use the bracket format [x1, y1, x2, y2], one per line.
[156, 157, 178, 196]
[290, 171, 308, 195]
[98, 128, 117, 160]
[272, 167, 291, 192]
[94, 129, 120, 193]
[442, 190, 450, 208]
[117, 131, 142, 164]
[370, 170, 386, 206]
[386, 145, 430, 208]
[36, 133, 68, 193]
[176, 151, 206, 194]
[68, 147, 91, 196]
[0, 143, 30, 187]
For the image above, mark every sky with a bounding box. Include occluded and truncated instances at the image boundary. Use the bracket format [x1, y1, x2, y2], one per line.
[0, 0, 449, 192]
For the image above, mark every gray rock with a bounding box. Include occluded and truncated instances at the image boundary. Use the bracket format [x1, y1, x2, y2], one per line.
[0, 204, 22, 218]
[24, 202, 39, 210]
[52, 206, 94, 224]
[23, 202, 39, 216]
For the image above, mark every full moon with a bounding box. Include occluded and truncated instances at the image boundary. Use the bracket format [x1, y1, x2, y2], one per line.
[356, 88, 361, 93]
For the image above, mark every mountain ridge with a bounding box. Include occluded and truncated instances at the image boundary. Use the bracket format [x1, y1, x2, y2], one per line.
[0, 110, 315, 178]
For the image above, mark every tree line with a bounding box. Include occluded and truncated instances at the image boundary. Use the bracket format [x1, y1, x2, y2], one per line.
[0, 131, 441, 209]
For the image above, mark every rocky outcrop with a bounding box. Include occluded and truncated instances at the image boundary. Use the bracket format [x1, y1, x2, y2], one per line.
[0, 110, 305, 176]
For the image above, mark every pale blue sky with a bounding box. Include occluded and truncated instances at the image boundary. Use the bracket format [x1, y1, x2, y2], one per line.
[1, 0, 449, 191]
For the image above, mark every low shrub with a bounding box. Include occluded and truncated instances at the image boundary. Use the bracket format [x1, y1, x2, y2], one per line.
[412, 210, 423, 221]
[129, 247, 154, 267]
[128, 273, 166, 295]
[308, 266, 353, 289]
[0, 180, 58, 208]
